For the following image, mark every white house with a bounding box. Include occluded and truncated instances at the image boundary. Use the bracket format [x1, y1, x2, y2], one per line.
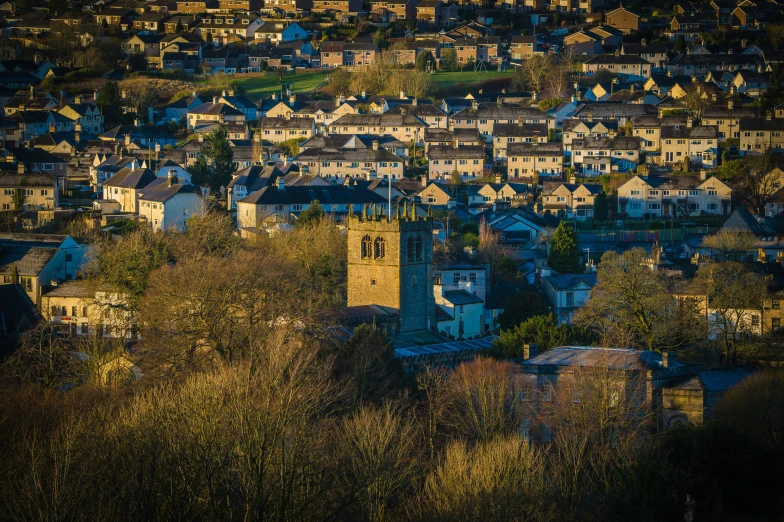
[435, 287, 485, 340]
[138, 174, 203, 232]
[539, 268, 596, 325]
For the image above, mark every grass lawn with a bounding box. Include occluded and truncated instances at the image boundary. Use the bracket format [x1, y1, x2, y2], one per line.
[430, 70, 515, 89]
[227, 70, 330, 97]
[205, 69, 515, 99]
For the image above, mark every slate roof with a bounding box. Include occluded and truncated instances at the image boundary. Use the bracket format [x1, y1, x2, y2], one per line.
[721, 207, 777, 237]
[188, 103, 245, 117]
[0, 245, 58, 276]
[330, 113, 428, 127]
[42, 280, 96, 298]
[673, 366, 754, 392]
[237, 185, 387, 206]
[442, 289, 484, 305]
[544, 273, 597, 290]
[507, 142, 563, 155]
[140, 181, 200, 203]
[427, 144, 484, 160]
[584, 54, 652, 65]
[259, 117, 314, 129]
[295, 147, 401, 162]
[102, 168, 157, 189]
[492, 123, 548, 137]
[518, 346, 686, 371]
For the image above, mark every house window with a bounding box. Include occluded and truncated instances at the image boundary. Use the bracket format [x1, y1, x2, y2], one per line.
[566, 292, 574, 307]
[469, 272, 477, 283]
[752, 315, 760, 327]
[773, 318, 781, 329]
[370, 279, 376, 286]
[453, 273, 460, 285]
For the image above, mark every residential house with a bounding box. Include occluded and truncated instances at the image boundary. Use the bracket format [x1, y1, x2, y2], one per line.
[227, 165, 281, 209]
[540, 268, 597, 324]
[294, 142, 405, 180]
[604, 7, 639, 33]
[235, 181, 388, 232]
[186, 98, 247, 129]
[541, 181, 602, 221]
[739, 115, 784, 154]
[254, 22, 307, 45]
[702, 101, 757, 141]
[507, 142, 563, 180]
[312, 0, 362, 12]
[102, 167, 158, 213]
[0, 234, 87, 305]
[427, 142, 485, 182]
[562, 119, 618, 154]
[492, 123, 548, 163]
[164, 15, 197, 33]
[660, 124, 719, 168]
[132, 12, 168, 32]
[423, 127, 482, 152]
[57, 103, 103, 135]
[622, 39, 668, 70]
[93, 7, 137, 29]
[195, 16, 264, 46]
[450, 102, 555, 140]
[509, 35, 536, 60]
[582, 54, 652, 81]
[571, 136, 641, 176]
[138, 174, 203, 232]
[41, 280, 135, 339]
[418, 182, 453, 206]
[260, 116, 316, 142]
[320, 41, 379, 67]
[385, 102, 448, 129]
[617, 173, 732, 218]
[631, 115, 688, 151]
[435, 287, 484, 339]
[416, 0, 458, 26]
[0, 168, 57, 211]
[122, 34, 165, 61]
[370, 0, 418, 20]
[329, 113, 428, 144]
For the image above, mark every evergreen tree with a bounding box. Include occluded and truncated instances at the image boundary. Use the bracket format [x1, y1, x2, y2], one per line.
[594, 191, 609, 221]
[96, 81, 122, 127]
[295, 200, 325, 228]
[547, 221, 582, 273]
[205, 127, 234, 193]
[497, 291, 549, 330]
[674, 35, 685, 54]
[416, 50, 435, 72]
[440, 48, 458, 72]
[493, 314, 596, 357]
[175, 20, 184, 34]
[761, 63, 784, 113]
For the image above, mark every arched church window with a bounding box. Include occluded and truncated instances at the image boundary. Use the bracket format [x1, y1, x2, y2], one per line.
[361, 235, 372, 259]
[415, 235, 423, 261]
[374, 236, 386, 259]
[407, 236, 415, 262]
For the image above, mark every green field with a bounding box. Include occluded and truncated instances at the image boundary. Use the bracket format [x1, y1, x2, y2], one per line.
[207, 69, 516, 98]
[230, 70, 330, 97]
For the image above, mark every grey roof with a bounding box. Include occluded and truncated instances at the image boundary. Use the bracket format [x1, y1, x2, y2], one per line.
[492, 123, 548, 137]
[188, 103, 245, 117]
[427, 144, 484, 160]
[330, 113, 428, 127]
[237, 184, 387, 206]
[442, 289, 484, 305]
[544, 273, 597, 290]
[674, 366, 754, 392]
[585, 54, 652, 65]
[661, 125, 718, 139]
[507, 142, 563, 155]
[139, 181, 200, 203]
[394, 336, 495, 359]
[259, 117, 314, 130]
[102, 168, 157, 189]
[42, 280, 97, 298]
[0, 245, 58, 276]
[295, 147, 401, 162]
[573, 136, 641, 150]
[721, 207, 776, 237]
[519, 346, 684, 371]
[573, 103, 657, 119]
[452, 105, 554, 121]
[424, 127, 481, 142]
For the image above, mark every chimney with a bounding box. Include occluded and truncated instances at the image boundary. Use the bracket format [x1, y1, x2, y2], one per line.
[289, 94, 296, 107]
[193, 90, 198, 97]
[421, 176, 428, 188]
[49, 123, 56, 133]
[75, 129, 80, 143]
[641, 38, 647, 46]
[29, 84, 34, 100]
[134, 118, 142, 127]
[728, 100, 734, 110]
[74, 95, 82, 104]
[412, 98, 417, 106]
[742, 39, 748, 48]
[198, 133, 204, 142]
[631, 84, 636, 92]
[154, 142, 161, 152]
[667, 70, 672, 77]
[372, 139, 379, 151]
[167, 170, 178, 186]
[121, 90, 128, 99]
[125, 134, 131, 146]
[497, 97, 502, 107]
[222, 90, 228, 96]
[213, 96, 219, 105]
[6, 153, 14, 163]
[272, 93, 278, 101]
[361, 90, 367, 98]
[700, 169, 707, 181]
[767, 111, 772, 121]
[472, 99, 479, 110]
[400, 90, 406, 100]
[661, 351, 677, 371]
[277, 177, 285, 190]
[479, 89, 483, 95]
[453, 138, 459, 149]
[495, 174, 501, 183]
[686, 117, 693, 128]
[523, 343, 539, 360]
[532, 91, 539, 101]
[17, 162, 24, 174]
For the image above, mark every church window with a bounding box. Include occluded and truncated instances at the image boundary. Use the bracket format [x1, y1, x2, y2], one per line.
[407, 236, 415, 262]
[415, 235, 423, 260]
[374, 236, 386, 259]
[361, 234, 372, 259]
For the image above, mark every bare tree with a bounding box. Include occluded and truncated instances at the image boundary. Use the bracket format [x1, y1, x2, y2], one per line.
[692, 261, 765, 363]
[703, 229, 758, 261]
[679, 83, 711, 120]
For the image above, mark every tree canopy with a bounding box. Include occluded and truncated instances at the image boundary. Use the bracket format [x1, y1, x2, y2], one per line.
[548, 221, 582, 274]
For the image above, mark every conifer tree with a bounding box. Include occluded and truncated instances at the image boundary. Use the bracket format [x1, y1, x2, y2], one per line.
[547, 221, 582, 273]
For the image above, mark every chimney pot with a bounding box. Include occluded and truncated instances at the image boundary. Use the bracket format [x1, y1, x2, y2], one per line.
[523, 343, 538, 360]
[277, 177, 285, 190]
[662, 351, 677, 371]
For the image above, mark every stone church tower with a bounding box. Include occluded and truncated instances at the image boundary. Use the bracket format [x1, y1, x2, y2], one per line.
[347, 204, 435, 334]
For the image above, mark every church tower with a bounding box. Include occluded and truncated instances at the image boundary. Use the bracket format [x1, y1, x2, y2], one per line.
[347, 204, 435, 334]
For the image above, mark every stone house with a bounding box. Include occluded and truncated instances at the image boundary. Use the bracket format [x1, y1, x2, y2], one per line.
[294, 143, 405, 180]
[631, 115, 688, 151]
[660, 124, 719, 168]
[562, 119, 618, 155]
[259, 116, 316, 142]
[329, 113, 428, 144]
[450, 103, 555, 140]
[739, 115, 784, 154]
